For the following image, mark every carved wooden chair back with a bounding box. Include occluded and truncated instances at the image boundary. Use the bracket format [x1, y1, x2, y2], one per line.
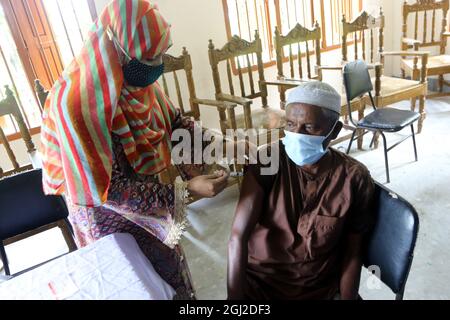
[208, 30, 268, 107]
[402, 0, 449, 54]
[161, 47, 200, 120]
[274, 21, 322, 81]
[342, 10, 385, 63]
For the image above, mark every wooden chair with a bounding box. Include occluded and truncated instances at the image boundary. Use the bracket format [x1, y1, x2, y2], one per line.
[159, 48, 241, 192]
[401, 0, 450, 99]
[162, 47, 244, 135]
[341, 9, 429, 140]
[162, 47, 200, 120]
[272, 22, 365, 149]
[162, 47, 235, 123]
[208, 30, 285, 141]
[0, 85, 36, 178]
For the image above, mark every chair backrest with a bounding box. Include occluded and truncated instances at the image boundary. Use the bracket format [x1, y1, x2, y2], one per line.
[342, 9, 385, 63]
[0, 169, 69, 241]
[0, 86, 36, 178]
[161, 47, 200, 120]
[363, 182, 419, 299]
[343, 60, 374, 126]
[343, 60, 373, 101]
[208, 30, 267, 106]
[274, 22, 322, 81]
[402, 0, 449, 54]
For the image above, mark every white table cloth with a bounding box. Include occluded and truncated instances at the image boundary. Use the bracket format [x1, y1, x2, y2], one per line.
[0, 233, 175, 300]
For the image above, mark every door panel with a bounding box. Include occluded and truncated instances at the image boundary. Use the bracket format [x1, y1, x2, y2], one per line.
[0, 0, 64, 90]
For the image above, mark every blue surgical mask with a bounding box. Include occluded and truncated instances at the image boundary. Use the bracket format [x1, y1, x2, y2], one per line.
[122, 59, 164, 87]
[282, 122, 337, 166]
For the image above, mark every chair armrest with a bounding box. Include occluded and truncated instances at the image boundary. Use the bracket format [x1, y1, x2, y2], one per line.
[315, 65, 343, 79]
[402, 37, 422, 46]
[366, 62, 383, 70]
[381, 51, 429, 57]
[191, 98, 236, 110]
[317, 65, 343, 71]
[380, 51, 429, 83]
[216, 93, 252, 106]
[262, 78, 310, 87]
[443, 32, 450, 37]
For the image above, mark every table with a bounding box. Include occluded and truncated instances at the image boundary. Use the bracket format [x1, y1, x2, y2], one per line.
[0, 233, 175, 300]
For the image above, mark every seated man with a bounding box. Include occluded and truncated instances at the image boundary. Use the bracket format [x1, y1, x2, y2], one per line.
[227, 81, 375, 300]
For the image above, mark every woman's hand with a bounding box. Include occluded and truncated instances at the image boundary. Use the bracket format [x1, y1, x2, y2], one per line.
[187, 170, 229, 198]
[171, 109, 192, 130]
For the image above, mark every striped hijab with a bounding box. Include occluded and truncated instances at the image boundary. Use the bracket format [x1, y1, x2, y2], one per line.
[41, 0, 176, 207]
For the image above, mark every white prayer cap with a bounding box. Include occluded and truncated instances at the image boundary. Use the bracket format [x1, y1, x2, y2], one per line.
[286, 81, 341, 114]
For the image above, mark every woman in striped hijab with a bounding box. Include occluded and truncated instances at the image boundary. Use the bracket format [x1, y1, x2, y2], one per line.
[40, 0, 228, 299]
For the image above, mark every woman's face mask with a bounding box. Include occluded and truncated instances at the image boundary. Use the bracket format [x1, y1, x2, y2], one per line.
[122, 59, 164, 87]
[108, 28, 165, 87]
[282, 121, 337, 166]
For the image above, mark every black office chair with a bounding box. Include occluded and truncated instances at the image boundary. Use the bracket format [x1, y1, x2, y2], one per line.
[343, 60, 419, 183]
[0, 169, 77, 276]
[361, 182, 419, 300]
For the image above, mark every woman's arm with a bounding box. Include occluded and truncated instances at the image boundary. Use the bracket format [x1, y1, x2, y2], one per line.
[105, 168, 229, 246]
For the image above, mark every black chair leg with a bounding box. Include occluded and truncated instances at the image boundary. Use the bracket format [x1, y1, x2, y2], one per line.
[411, 124, 418, 161]
[369, 132, 377, 148]
[0, 243, 10, 276]
[64, 218, 75, 237]
[380, 132, 390, 184]
[346, 129, 357, 154]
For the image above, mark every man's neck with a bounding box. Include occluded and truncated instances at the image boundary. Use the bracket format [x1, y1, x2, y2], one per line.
[298, 149, 333, 177]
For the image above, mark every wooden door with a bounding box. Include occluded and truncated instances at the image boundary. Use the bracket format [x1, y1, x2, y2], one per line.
[0, 0, 64, 90]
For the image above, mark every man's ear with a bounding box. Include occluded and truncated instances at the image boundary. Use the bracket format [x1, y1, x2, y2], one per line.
[323, 120, 343, 149]
[331, 120, 343, 139]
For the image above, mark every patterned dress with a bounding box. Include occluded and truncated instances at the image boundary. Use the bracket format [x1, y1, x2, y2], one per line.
[67, 132, 204, 300]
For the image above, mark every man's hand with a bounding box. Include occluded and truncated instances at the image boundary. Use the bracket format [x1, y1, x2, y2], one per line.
[187, 170, 229, 198]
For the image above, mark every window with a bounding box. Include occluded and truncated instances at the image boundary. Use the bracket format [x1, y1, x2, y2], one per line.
[0, 0, 96, 139]
[224, 0, 278, 64]
[321, 0, 362, 49]
[223, 0, 362, 65]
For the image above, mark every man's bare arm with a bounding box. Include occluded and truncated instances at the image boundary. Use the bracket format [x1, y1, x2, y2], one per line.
[227, 172, 264, 300]
[339, 233, 364, 300]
